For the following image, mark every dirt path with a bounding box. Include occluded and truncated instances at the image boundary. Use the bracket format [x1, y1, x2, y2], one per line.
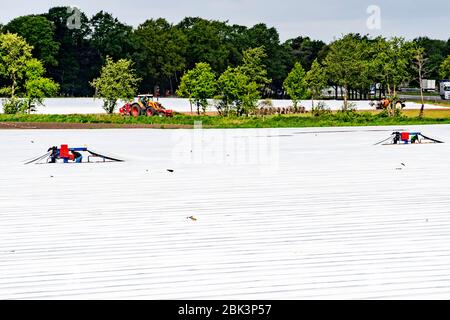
[0, 122, 194, 130]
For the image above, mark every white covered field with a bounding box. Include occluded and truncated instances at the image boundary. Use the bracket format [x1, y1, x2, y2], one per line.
[2, 125, 450, 299]
[0, 97, 446, 114]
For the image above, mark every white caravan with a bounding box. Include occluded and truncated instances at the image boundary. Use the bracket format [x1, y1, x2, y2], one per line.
[422, 79, 436, 92]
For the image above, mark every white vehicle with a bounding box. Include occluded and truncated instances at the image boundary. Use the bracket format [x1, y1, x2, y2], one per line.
[422, 79, 436, 92]
[440, 81, 450, 100]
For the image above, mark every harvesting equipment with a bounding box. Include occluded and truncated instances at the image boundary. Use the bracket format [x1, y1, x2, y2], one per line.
[374, 132, 444, 145]
[119, 94, 173, 117]
[24, 145, 124, 165]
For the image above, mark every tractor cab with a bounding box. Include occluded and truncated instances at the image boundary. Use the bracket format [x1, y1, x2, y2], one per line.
[137, 94, 154, 105]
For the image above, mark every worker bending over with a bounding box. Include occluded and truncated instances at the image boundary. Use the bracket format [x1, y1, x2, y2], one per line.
[71, 150, 83, 163]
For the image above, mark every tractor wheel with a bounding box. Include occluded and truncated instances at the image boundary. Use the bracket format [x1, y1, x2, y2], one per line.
[145, 108, 154, 117]
[130, 104, 142, 117]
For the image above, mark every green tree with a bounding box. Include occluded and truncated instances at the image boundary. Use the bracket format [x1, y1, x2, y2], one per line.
[323, 34, 368, 110]
[5, 15, 60, 67]
[176, 62, 216, 115]
[440, 55, 450, 79]
[132, 18, 187, 94]
[238, 47, 270, 90]
[283, 36, 326, 71]
[23, 58, 59, 113]
[215, 47, 269, 116]
[0, 33, 59, 114]
[217, 67, 259, 116]
[225, 24, 250, 66]
[244, 24, 286, 91]
[91, 57, 141, 114]
[366, 37, 416, 116]
[0, 32, 34, 97]
[89, 11, 133, 61]
[283, 62, 308, 108]
[413, 37, 447, 79]
[176, 18, 230, 74]
[305, 59, 327, 108]
[46, 6, 97, 96]
[373, 37, 414, 97]
[372, 37, 415, 114]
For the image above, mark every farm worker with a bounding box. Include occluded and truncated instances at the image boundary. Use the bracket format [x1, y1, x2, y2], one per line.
[47, 146, 59, 163]
[71, 150, 83, 163]
[393, 132, 401, 144]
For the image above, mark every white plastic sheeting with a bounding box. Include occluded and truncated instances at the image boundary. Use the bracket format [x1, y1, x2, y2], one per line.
[0, 97, 447, 114]
[1, 125, 450, 299]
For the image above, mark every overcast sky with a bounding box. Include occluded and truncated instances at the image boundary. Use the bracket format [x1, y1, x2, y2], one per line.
[0, 0, 449, 43]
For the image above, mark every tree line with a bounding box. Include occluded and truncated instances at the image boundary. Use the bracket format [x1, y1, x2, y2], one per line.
[174, 35, 450, 117]
[1, 6, 450, 116]
[0, 7, 326, 97]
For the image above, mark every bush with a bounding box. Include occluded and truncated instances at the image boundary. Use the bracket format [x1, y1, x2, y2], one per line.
[258, 98, 273, 108]
[311, 101, 331, 117]
[377, 109, 390, 118]
[344, 102, 357, 111]
[393, 107, 403, 118]
[2, 98, 28, 114]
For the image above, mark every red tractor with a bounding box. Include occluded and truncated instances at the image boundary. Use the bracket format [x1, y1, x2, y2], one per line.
[370, 98, 406, 110]
[119, 94, 173, 117]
